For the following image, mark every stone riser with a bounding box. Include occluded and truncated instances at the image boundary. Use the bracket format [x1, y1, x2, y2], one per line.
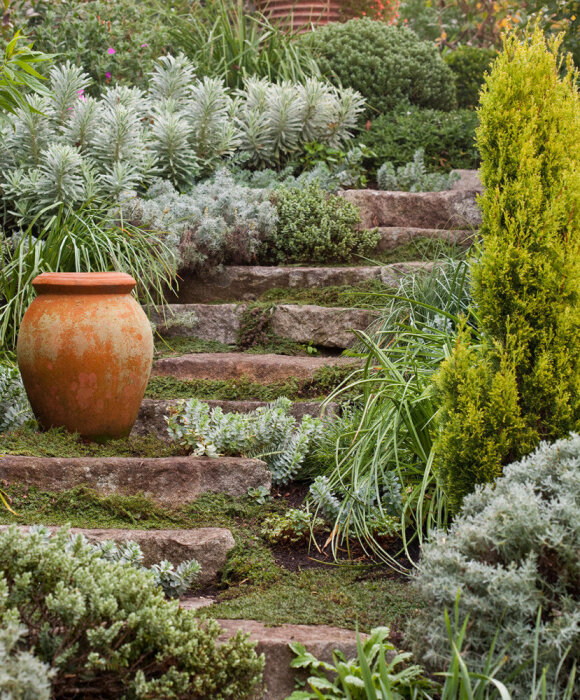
[0, 455, 271, 507]
[151, 303, 377, 348]
[152, 352, 359, 383]
[2, 525, 234, 586]
[170, 262, 433, 304]
[133, 398, 337, 441]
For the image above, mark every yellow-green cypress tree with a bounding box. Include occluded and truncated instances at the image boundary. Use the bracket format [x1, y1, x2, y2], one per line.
[434, 26, 580, 512]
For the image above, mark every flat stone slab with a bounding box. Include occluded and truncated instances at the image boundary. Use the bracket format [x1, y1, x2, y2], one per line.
[341, 188, 482, 229]
[216, 620, 370, 700]
[171, 263, 431, 303]
[1, 526, 233, 585]
[376, 226, 474, 252]
[152, 304, 376, 348]
[133, 399, 337, 440]
[450, 169, 483, 192]
[152, 353, 358, 383]
[0, 455, 271, 507]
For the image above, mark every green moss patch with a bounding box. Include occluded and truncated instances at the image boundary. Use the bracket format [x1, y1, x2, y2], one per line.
[205, 568, 423, 633]
[146, 364, 355, 401]
[259, 280, 386, 308]
[0, 427, 186, 458]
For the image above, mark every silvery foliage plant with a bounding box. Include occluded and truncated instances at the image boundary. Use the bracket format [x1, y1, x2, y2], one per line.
[0, 362, 33, 432]
[0, 54, 364, 219]
[167, 397, 323, 485]
[377, 148, 460, 191]
[0, 621, 54, 700]
[408, 433, 580, 697]
[29, 526, 201, 598]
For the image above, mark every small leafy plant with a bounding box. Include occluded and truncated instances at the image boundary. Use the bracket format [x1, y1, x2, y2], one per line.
[260, 509, 324, 545]
[377, 149, 460, 191]
[167, 398, 323, 485]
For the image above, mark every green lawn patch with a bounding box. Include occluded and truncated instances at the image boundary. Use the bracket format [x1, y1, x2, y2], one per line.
[205, 567, 423, 633]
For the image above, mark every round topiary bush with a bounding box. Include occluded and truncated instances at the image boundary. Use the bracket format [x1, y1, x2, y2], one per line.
[301, 19, 457, 114]
[444, 46, 497, 109]
[0, 526, 264, 699]
[408, 434, 580, 696]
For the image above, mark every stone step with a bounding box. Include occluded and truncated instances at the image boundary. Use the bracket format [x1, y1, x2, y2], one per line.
[152, 352, 358, 384]
[2, 526, 234, 586]
[132, 398, 337, 440]
[340, 188, 482, 230]
[0, 455, 271, 507]
[214, 619, 370, 700]
[151, 304, 377, 348]
[376, 226, 474, 252]
[170, 262, 431, 303]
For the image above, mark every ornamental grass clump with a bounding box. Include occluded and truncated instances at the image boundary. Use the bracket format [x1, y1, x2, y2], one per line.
[408, 433, 580, 697]
[433, 26, 580, 511]
[0, 526, 263, 699]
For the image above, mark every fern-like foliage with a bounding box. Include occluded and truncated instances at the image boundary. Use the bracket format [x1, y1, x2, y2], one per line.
[167, 397, 322, 484]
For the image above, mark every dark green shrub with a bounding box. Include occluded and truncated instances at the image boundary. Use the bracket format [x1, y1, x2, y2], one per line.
[354, 106, 479, 174]
[444, 46, 497, 108]
[0, 526, 263, 698]
[409, 433, 580, 696]
[300, 19, 456, 115]
[261, 184, 380, 264]
[433, 28, 580, 511]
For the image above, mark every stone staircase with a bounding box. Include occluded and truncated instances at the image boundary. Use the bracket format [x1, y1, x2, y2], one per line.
[0, 177, 481, 699]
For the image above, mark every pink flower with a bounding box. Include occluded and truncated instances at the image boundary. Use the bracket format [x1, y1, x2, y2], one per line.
[77, 88, 87, 102]
[140, 43, 148, 48]
[107, 47, 116, 55]
[105, 72, 112, 80]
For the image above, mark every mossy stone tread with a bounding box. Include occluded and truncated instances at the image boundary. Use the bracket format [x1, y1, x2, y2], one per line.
[214, 619, 373, 700]
[171, 264, 431, 304]
[0, 455, 271, 506]
[341, 188, 482, 229]
[376, 226, 474, 252]
[152, 303, 376, 348]
[152, 352, 359, 383]
[133, 398, 337, 440]
[0, 525, 234, 585]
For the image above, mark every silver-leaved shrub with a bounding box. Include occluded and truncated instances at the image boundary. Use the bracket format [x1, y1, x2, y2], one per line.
[0, 361, 33, 432]
[0, 526, 263, 698]
[377, 149, 460, 192]
[167, 397, 323, 484]
[0, 621, 54, 700]
[408, 433, 580, 697]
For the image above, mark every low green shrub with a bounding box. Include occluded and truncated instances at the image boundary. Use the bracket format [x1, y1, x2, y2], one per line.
[5, 0, 174, 91]
[301, 19, 456, 114]
[377, 149, 460, 191]
[260, 508, 324, 545]
[354, 105, 479, 174]
[408, 434, 580, 697]
[0, 525, 263, 698]
[261, 184, 379, 264]
[444, 45, 497, 108]
[0, 621, 53, 699]
[167, 397, 323, 484]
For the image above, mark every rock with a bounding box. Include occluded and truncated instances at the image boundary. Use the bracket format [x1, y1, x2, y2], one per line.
[341, 189, 482, 229]
[151, 304, 375, 349]
[152, 352, 358, 383]
[376, 227, 474, 252]
[216, 620, 371, 700]
[132, 399, 337, 440]
[180, 595, 216, 610]
[0, 455, 271, 507]
[450, 169, 483, 192]
[171, 266, 384, 303]
[0, 526, 233, 585]
[171, 263, 442, 304]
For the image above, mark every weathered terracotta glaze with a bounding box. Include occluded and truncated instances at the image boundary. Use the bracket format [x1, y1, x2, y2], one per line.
[17, 272, 153, 441]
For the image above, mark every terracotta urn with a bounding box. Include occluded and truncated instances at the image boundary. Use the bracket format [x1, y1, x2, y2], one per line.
[17, 272, 153, 441]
